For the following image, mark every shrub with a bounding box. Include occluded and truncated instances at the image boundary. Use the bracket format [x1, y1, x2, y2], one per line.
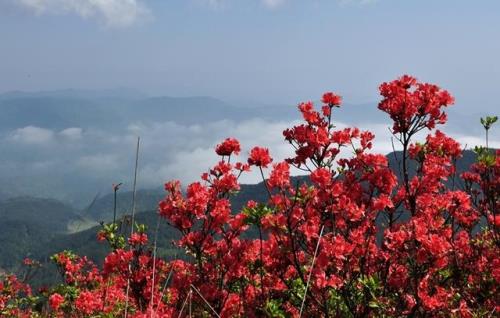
[1, 75, 498, 317]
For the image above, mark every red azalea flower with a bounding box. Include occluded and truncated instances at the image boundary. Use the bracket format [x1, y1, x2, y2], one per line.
[128, 233, 148, 246]
[248, 146, 272, 168]
[216, 137, 241, 156]
[49, 293, 64, 310]
[268, 161, 290, 188]
[322, 92, 342, 106]
[96, 230, 107, 242]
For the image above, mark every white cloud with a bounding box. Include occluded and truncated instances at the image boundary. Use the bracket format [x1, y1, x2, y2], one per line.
[2, 110, 494, 206]
[200, 0, 378, 10]
[259, 0, 378, 9]
[59, 127, 83, 140]
[260, 0, 378, 9]
[9, 126, 55, 144]
[13, 0, 151, 27]
[203, 0, 285, 10]
[123, 118, 300, 185]
[8, 126, 87, 145]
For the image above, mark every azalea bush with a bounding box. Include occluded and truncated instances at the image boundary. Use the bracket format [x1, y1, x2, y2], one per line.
[1, 75, 498, 317]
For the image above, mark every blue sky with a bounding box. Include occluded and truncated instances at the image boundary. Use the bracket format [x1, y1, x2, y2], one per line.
[0, 0, 499, 202]
[1, 0, 499, 109]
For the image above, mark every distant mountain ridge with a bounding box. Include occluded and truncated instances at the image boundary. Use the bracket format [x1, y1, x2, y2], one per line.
[0, 94, 242, 131]
[0, 88, 148, 100]
[0, 89, 388, 133]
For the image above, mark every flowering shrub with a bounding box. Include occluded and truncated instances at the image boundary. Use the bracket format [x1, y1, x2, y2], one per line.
[0, 75, 498, 317]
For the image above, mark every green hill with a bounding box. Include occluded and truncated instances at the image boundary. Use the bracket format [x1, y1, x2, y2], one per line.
[0, 197, 81, 270]
[0, 197, 80, 231]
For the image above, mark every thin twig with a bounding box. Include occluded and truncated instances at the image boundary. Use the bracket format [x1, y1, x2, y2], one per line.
[189, 290, 192, 318]
[113, 183, 122, 224]
[190, 284, 221, 318]
[259, 166, 272, 199]
[124, 136, 141, 318]
[486, 307, 496, 318]
[159, 250, 178, 304]
[177, 290, 192, 318]
[299, 225, 325, 318]
[130, 136, 141, 236]
[149, 215, 162, 317]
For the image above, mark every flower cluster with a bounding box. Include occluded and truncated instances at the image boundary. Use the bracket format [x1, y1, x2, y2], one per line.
[216, 137, 241, 157]
[379, 75, 454, 133]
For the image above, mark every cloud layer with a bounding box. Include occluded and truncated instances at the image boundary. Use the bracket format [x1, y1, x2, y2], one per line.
[11, 0, 378, 26]
[9, 126, 55, 144]
[205, 0, 375, 10]
[13, 0, 150, 27]
[3, 108, 495, 207]
[260, 0, 377, 9]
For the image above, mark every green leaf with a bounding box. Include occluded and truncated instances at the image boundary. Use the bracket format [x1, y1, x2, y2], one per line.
[368, 301, 380, 308]
[263, 299, 286, 318]
[480, 115, 498, 130]
[242, 204, 273, 226]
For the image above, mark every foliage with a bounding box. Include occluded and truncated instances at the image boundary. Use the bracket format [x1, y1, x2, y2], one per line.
[1, 75, 498, 317]
[480, 116, 497, 131]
